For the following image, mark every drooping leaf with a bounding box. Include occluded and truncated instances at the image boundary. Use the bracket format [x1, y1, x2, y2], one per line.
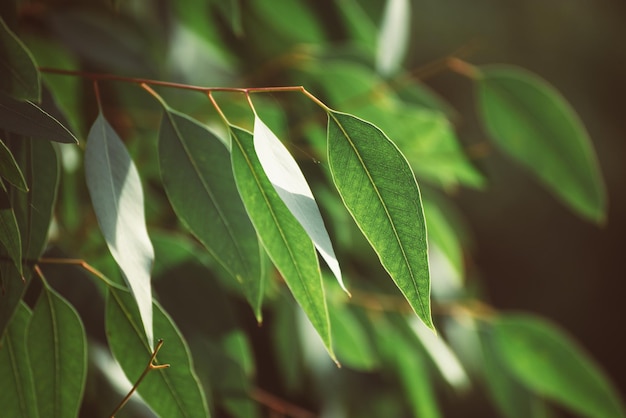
[477, 65, 607, 223]
[158, 108, 263, 319]
[0, 181, 22, 275]
[253, 115, 345, 293]
[85, 112, 154, 348]
[0, 95, 78, 143]
[27, 286, 87, 418]
[0, 138, 59, 337]
[0, 139, 27, 191]
[0, 16, 40, 101]
[327, 111, 433, 330]
[106, 287, 210, 418]
[492, 314, 626, 418]
[230, 125, 334, 360]
[0, 302, 38, 418]
[376, 0, 411, 76]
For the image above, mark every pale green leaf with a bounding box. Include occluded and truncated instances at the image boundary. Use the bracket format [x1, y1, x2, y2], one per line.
[0, 95, 77, 143]
[27, 286, 87, 418]
[253, 115, 345, 293]
[492, 314, 625, 418]
[106, 287, 210, 418]
[0, 302, 38, 418]
[158, 109, 263, 319]
[477, 65, 607, 223]
[230, 125, 334, 360]
[0, 16, 40, 101]
[0, 139, 27, 191]
[327, 111, 433, 330]
[376, 0, 411, 76]
[85, 112, 154, 349]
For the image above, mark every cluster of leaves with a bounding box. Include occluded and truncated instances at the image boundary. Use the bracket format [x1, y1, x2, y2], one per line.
[0, 1, 623, 417]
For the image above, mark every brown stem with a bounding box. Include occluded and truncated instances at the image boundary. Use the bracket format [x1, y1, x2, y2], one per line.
[251, 387, 318, 418]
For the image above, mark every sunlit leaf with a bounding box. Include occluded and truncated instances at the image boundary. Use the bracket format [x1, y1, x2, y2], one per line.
[0, 16, 40, 101]
[0, 138, 58, 337]
[85, 112, 154, 348]
[27, 286, 86, 418]
[477, 65, 607, 223]
[0, 302, 37, 418]
[327, 111, 433, 330]
[158, 109, 263, 319]
[376, 0, 411, 76]
[0, 95, 77, 143]
[492, 314, 626, 418]
[106, 287, 210, 418]
[230, 125, 334, 360]
[253, 115, 345, 293]
[0, 182, 22, 275]
[0, 139, 27, 191]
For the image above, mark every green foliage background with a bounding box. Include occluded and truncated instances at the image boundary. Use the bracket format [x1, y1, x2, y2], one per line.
[0, 0, 625, 417]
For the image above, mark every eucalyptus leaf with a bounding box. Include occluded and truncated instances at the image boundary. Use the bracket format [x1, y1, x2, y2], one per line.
[327, 111, 433, 330]
[230, 125, 334, 361]
[492, 314, 625, 418]
[85, 113, 154, 349]
[0, 139, 27, 191]
[376, 0, 411, 76]
[106, 287, 210, 418]
[0, 181, 22, 275]
[0, 95, 77, 143]
[477, 65, 607, 223]
[0, 302, 38, 418]
[158, 108, 263, 319]
[27, 286, 86, 418]
[0, 16, 40, 101]
[253, 115, 345, 293]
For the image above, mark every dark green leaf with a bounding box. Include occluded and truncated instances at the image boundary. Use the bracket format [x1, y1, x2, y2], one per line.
[0, 182, 22, 275]
[0, 302, 38, 418]
[477, 65, 607, 223]
[230, 126, 334, 361]
[0, 95, 77, 143]
[492, 314, 626, 418]
[27, 286, 86, 418]
[0, 139, 27, 191]
[0, 138, 58, 337]
[158, 109, 263, 320]
[106, 287, 210, 418]
[85, 112, 154, 348]
[0, 16, 40, 101]
[327, 111, 433, 330]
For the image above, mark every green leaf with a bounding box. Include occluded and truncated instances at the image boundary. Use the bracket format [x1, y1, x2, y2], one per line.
[477, 65, 607, 223]
[0, 182, 22, 275]
[0, 139, 27, 191]
[0, 138, 59, 337]
[230, 125, 334, 360]
[85, 112, 154, 348]
[106, 287, 210, 418]
[376, 0, 411, 76]
[253, 115, 345, 293]
[0, 16, 40, 101]
[330, 304, 377, 371]
[0, 302, 38, 418]
[158, 109, 263, 320]
[327, 111, 433, 330]
[0, 95, 78, 143]
[492, 314, 626, 418]
[27, 286, 87, 418]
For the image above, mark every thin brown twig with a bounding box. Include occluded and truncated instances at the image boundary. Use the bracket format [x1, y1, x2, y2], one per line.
[251, 387, 318, 418]
[109, 339, 169, 418]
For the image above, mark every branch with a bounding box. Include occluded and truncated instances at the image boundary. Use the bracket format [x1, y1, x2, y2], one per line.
[251, 387, 318, 418]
